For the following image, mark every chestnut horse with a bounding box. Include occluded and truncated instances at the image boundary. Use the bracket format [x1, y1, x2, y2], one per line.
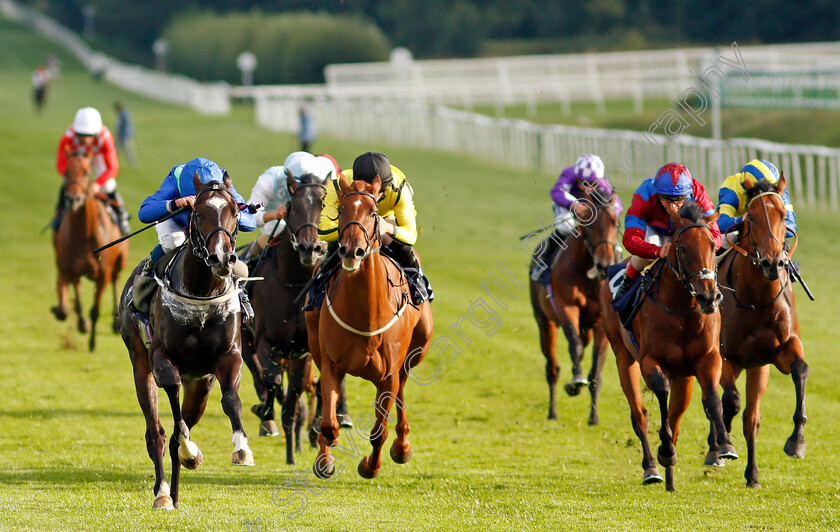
[529, 191, 621, 424]
[600, 202, 737, 491]
[119, 173, 254, 510]
[243, 170, 326, 464]
[51, 151, 128, 351]
[306, 175, 433, 479]
[707, 174, 807, 487]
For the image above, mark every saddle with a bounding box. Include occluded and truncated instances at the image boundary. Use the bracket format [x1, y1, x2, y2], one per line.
[607, 259, 665, 331]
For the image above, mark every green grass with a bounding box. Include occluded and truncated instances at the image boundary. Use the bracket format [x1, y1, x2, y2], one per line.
[474, 97, 840, 148]
[1, 16, 840, 532]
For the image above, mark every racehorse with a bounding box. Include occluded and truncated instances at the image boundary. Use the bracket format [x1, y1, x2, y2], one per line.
[529, 191, 621, 424]
[242, 170, 326, 465]
[600, 201, 737, 491]
[51, 151, 128, 351]
[707, 174, 806, 487]
[119, 172, 254, 510]
[306, 175, 433, 479]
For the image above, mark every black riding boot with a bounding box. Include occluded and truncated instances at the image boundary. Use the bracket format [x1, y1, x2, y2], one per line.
[51, 185, 65, 231]
[107, 189, 132, 236]
[335, 378, 353, 429]
[302, 241, 340, 311]
[387, 241, 433, 304]
[530, 233, 561, 283]
[615, 272, 635, 299]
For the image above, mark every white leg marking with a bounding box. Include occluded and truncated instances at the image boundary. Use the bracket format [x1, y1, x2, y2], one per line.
[156, 481, 170, 498]
[178, 434, 199, 461]
[232, 431, 251, 452]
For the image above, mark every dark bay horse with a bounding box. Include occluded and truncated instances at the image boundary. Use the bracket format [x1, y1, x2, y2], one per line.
[306, 175, 433, 479]
[242, 170, 326, 465]
[119, 173, 254, 510]
[600, 202, 736, 491]
[529, 192, 621, 424]
[51, 151, 128, 351]
[707, 174, 806, 487]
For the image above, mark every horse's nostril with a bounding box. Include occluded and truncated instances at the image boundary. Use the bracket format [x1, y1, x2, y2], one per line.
[338, 245, 348, 258]
[228, 254, 237, 265]
[715, 291, 724, 304]
[761, 259, 772, 269]
[354, 247, 365, 258]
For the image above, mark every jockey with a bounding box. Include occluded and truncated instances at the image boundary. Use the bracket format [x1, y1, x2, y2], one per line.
[532, 154, 623, 280]
[305, 151, 433, 309]
[129, 157, 256, 317]
[718, 159, 797, 248]
[242, 151, 339, 262]
[55, 107, 131, 235]
[615, 162, 722, 298]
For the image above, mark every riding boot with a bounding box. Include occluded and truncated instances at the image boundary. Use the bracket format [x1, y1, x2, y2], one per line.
[335, 378, 353, 429]
[51, 185, 65, 231]
[614, 273, 635, 299]
[388, 242, 433, 305]
[107, 189, 132, 236]
[530, 233, 561, 283]
[129, 256, 157, 317]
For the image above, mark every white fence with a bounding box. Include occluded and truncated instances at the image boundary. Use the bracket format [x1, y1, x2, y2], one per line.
[255, 97, 840, 211]
[722, 68, 840, 109]
[0, 0, 230, 115]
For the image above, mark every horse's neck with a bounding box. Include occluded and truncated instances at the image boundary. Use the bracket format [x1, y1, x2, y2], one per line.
[335, 253, 391, 312]
[177, 246, 229, 297]
[273, 231, 312, 281]
[657, 255, 698, 310]
[733, 249, 784, 303]
[67, 197, 100, 239]
[567, 233, 592, 269]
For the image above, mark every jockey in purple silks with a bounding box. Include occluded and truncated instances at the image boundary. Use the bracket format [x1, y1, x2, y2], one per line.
[532, 154, 623, 281]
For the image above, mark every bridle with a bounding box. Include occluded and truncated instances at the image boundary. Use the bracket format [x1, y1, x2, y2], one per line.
[666, 222, 717, 298]
[286, 182, 327, 252]
[726, 191, 798, 267]
[581, 203, 622, 265]
[188, 183, 239, 266]
[337, 190, 381, 260]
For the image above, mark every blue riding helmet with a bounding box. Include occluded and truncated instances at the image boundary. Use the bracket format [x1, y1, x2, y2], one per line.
[181, 157, 225, 184]
[653, 163, 692, 198]
[742, 159, 780, 185]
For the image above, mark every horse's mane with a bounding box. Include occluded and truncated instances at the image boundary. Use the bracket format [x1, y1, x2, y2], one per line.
[297, 173, 322, 186]
[678, 200, 704, 222]
[746, 179, 777, 200]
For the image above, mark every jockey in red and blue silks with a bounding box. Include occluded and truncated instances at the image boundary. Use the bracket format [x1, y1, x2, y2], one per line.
[532, 154, 623, 280]
[615, 162, 721, 297]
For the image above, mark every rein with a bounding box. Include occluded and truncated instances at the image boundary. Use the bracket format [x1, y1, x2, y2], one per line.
[188, 184, 239, 266]
[726, 191, 798, 267]
[337, 190, 381, 260]
[666, 222, 717, 298]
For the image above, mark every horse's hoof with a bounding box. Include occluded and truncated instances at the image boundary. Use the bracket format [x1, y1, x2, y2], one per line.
[180, 448, 203, 470]
[642, 469, 663, 484]
[784, 437, 806, 459]
[357, 457, 380, 479]
[78, 319, 90, 334]
[747, 480, 762, 489]
[313, 456, 336, 479]
[390, 444, 412, 464]
[564, 379, 587, 397]
[704, 451, 725, 467]
[718, 444, 739, 461]
[232, 449, 255, 466]
[547, 410, 557, 420]
[337, 413, 354, 429]
[51, 306, 67, 321]
[657, 449, 677, 467]
[152, 495, 174, 510]
[259, 420, 280, 437]
[588, 413, 599, 426]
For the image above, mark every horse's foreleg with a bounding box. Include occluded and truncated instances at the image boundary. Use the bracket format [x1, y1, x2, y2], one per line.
[535, 303, 560, 419]
[359, 376, 399, 479]
[586, 326, 609, 426]
[314, 362, 340, 479]
[778, 338, 808, 459]
[667, 377, 693, 449]
[390, 370, 412, 464]
[179, 377, 214, 471]
[51, 274, 69, 321]
[743, 365, 769, 487]
[216, 353, 254, 467]
[252, 337, 280, 437]
[154, 351, 187, 509]
[131, 356, 169, 510]
[88, 276, 107, 351]
[640, 359, 676, 490]
[615, 350, 660, 485]
[281, 357, 307, 465]
[561, 313, 588, 397]
[110, 274, 120, 333]
[706, 360, 741, 466]
[73, 281, 90, 333]
[697, 354, 738, 469]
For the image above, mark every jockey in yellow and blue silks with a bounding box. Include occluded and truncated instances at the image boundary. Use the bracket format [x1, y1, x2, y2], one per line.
[718, 159, 797, 247]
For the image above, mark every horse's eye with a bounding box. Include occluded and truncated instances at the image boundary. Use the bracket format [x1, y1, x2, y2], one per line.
[680, 247, 687, 255]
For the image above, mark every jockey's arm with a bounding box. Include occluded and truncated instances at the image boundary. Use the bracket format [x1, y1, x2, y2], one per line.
[717, 182, 742, 233]
[247, 168, 283, 227]
[138, 175, 181, 224]
[56, 134, 71, 176]
[318, 180, 340, 242]
[389, 177, 417, 246]
[782, 189, 797, 236]
[229, 184, 256, 231]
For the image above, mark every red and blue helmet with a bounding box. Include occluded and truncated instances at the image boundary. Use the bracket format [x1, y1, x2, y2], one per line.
[653, 163, 692, 199]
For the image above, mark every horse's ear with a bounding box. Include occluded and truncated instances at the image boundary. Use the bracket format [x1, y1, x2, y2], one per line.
[666, 201, 683, 227]
[285, 167, 296, 194]
[192, 171, 203, 193]
[370, 174, 382, 196]
[744, 177, 755, 191]
[777, 172, 787, 195]
[704, 209, 720, 225]
[222, 170, 233, 190]
[338, 172, 351, 196]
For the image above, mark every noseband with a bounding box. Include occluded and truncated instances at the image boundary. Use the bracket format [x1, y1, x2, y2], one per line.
[667, 222, 717, 298]
[337, 190, 381, 259]
[286, 182, 327, 252]
[189, 183, 239, 266]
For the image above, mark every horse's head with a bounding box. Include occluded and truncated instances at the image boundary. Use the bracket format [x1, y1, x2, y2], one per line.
[336, 174, 381, 273]
[190, 171, 240, 278]
[742, 174, 791, 281]
[579, 190, 621, 279]
[285, 169, 327, 267]
[667, 201, 722, 314]
[63, 151, 92, 212]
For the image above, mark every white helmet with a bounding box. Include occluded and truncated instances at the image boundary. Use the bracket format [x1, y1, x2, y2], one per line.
[283, 151, 321, 180]
[73, 107, 102, 135]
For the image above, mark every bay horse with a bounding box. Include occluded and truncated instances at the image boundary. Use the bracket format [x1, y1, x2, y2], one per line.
[306, 175, 433, 479]
[529, 191, 621, 424]
[707, 174, 806, 487]
[51, 151, 128, 351]
[242, 170, 326, 465]
[118, 172, 254, 510]
[600, 201, 737, 491]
